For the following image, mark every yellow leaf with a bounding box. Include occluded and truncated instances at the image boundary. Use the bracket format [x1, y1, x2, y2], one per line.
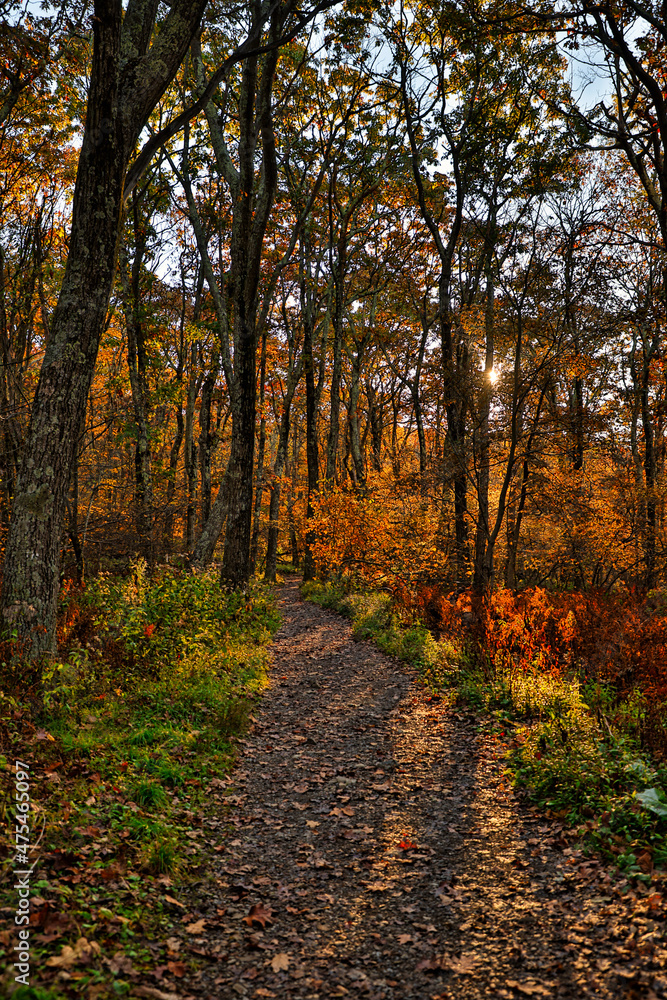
[45, 937, 101, 968]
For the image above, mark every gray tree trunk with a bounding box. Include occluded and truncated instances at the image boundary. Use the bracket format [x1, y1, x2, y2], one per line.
[1, 0, 207, 655]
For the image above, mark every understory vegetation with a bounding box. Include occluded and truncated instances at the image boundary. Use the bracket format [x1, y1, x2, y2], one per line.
[0, 564, 279, 999]
[303, 577, 667, 883]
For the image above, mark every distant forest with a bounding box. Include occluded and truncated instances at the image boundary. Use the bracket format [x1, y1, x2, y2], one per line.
[3, 0, 667, 654]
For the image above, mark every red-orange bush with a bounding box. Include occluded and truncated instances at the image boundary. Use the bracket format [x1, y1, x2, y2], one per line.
[406, 584, 667, 751]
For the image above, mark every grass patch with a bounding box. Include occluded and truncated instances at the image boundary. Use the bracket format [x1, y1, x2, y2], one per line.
[0, 563, 280, 998]
[303, 577, 667, 883]
[302, 580, 449, 679]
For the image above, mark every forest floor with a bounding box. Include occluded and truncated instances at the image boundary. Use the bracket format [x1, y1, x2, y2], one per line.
[174, 579, 667, 1000]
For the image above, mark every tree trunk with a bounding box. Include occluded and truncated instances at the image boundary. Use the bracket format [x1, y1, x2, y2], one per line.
[184, 345, 199, 550]
[219, 9, 282, 587]
[348, 353, 366, 490]
[473, 264, 494, 592]
[1, 0, 207, 655]
[66, 451, 84, 584]
[303, 307, 319, 581]
[325, 223, 346, 483]
[366, 378, 383, 474]
[198, 350, 220, 528]
[164, 408, 184, 554]
[264, 405, 292, 582]
[250, 330, 268, 574]
[630, 327, 659, 588]
[641, 336, 658, 589]
[1, 6, 128, 653]
[443, 297, 469, 589]
[119, 205, 154, 564]
[287, 428, 300, 568]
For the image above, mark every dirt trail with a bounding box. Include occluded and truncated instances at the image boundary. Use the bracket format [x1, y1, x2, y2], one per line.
[185, 580, 666, 1000]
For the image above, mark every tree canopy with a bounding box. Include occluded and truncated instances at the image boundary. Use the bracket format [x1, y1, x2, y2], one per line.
[3, 0, 667, 653]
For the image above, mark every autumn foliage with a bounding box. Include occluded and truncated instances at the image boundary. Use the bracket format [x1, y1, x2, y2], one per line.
[309, 474, 449, 590]
[309, 478, 667, 751]
[447, 587, 666, 753]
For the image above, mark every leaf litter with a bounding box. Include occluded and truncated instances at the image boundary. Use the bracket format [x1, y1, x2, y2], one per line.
[168, 581, 665, 997]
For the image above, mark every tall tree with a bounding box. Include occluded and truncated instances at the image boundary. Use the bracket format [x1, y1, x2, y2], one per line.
[2, 0, 210, 655]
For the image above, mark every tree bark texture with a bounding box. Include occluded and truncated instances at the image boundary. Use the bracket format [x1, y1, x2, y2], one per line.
[1, 0, 207, 655]
[198, 351, 220, 528]
[119, 202, 155, 564]
[220, 8, 282, 587]
[265, 350, 303, 582]
[250, 330, 268, 574]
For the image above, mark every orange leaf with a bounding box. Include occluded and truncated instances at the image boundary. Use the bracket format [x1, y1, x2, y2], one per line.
[242, 903, 273, 929]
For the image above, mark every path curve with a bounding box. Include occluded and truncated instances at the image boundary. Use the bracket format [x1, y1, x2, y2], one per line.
[186, 579, 666, 1000]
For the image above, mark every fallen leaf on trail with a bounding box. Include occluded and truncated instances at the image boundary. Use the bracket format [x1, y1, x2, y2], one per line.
[254, 990, 277, 997]
[341, 805, 355, 816]
[30, 896, 72, 944]
[416, 952, 477, 974]
[165, 937, 181, 955]
[294, 783, 309, 793]
[164, 895, 185, 908]
[100, 865, 123, 882]
[35, 729, 56, 741]
[106, 952, 136, 975]
[637, 850, 653, 873]
[43, 849, 80, 871]
[45, 937, 101, 968]
[132, 988, 181, 1000]
[398, 934, 413, 945]
[416, 956, 441, 972]
[447, 953, 477, 974]
[399, 838, 418, 851]
[185, 919, 206, 934]
[365, 881, 390, 892]
[270, 952, 290, 972]
[243, 903, 274, 928]
[246, 933, 268, 949]
[229, 883, 252, 900]
[506, 981, 552, 996]
[306, 820, 320, 829]
[167, 961, 186, 977]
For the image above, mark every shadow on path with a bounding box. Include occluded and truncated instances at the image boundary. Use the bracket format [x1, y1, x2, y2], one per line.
[187, 579, 666, 1000]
